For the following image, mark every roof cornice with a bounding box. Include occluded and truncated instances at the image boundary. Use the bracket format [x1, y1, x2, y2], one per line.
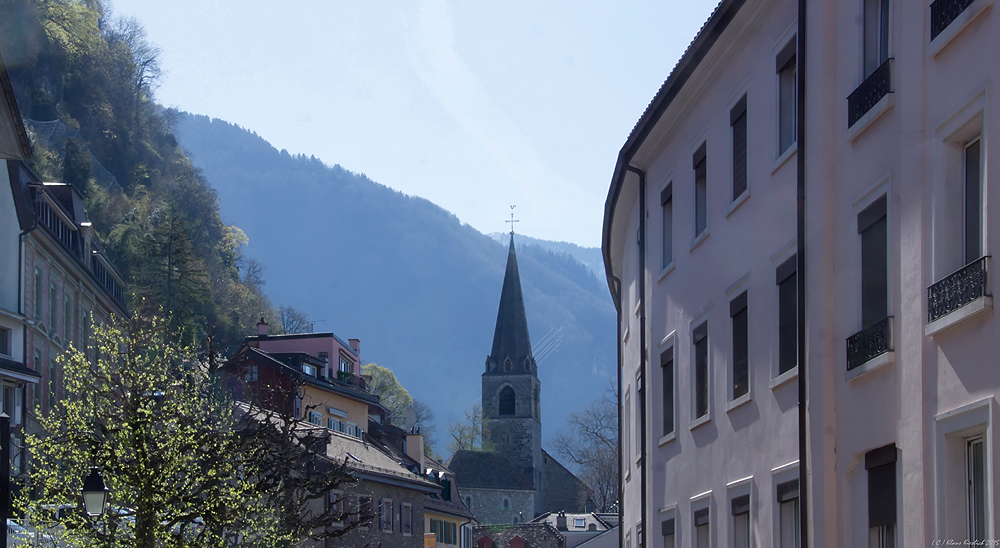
[602, 0, 746, 291]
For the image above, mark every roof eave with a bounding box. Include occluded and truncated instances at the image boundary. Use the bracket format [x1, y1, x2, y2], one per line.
[602, 0, 747, 296]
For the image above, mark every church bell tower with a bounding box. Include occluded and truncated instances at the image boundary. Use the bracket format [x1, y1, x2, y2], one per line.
[482, 233, 543, 495]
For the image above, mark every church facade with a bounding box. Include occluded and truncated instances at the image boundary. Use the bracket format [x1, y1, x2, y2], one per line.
[448, 234, 591, 526]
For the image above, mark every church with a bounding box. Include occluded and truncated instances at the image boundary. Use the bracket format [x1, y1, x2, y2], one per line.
[447, 233, 592, 525]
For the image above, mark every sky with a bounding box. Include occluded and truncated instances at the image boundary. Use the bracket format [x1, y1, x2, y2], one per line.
[110, 0, 717, 248]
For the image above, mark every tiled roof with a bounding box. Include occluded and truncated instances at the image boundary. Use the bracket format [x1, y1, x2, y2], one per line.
[446, 450, 534, 491]
[424, 496, 475, 520]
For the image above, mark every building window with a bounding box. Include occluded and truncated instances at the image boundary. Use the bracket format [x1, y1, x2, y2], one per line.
[327, 490, 344, 527]
[964, 138, 983, 264]
[34, 268, 42, 319]
[693, 143, 708, 237]
[338, 356, 352, 374]
[661, 348, 674, 436]
[0, 327, 9, 356]
[866, 444, 897, 548]
[662, 183, 673, 269]
[694, 507, 710, 548]
[48, 359, 57, 408]
[49, 282, 57, 333]
[380, 499, 393, 531]
[244, 364, 258, 382]
[499, 386, 515, 416]
[357, 495, 373, 529]
[967, 436, 986, 542]
[863, 0, 890, 78]
[503, 498, 510, 510]
[859, 196, 888, 329]
[308, 411, 322, 425]
[693, 322, 709, 419]
[401, 502, 412, 536]
[777, 480, 800, 548]
[64, 295, 72, 344]
[777, 256, 798, 375]
[624, 392, 631, 468]
[574, 518, 586, 528]
[464, 496, 471, 508]
[732, 494, 750, 548]
[731, 95, 747, 200]
[33, 350, 41, 407]
[662, 517, 675, 548]
[730, 292, 748, 399]
[777, 38, 797, 154]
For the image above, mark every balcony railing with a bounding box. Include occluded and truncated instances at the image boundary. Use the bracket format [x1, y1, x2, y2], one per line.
[846, 316, 892, 371]
[931, 0, 975, 40]
[848, 59, 892, 128]
[928, 256, 990, 323]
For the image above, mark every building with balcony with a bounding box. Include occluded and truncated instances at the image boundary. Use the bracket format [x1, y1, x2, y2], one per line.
[603, 0, 998, 546]
[0, 50, 40, 481]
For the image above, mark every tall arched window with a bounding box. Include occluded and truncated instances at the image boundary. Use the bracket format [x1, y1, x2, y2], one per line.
[499, 386, 515, 416]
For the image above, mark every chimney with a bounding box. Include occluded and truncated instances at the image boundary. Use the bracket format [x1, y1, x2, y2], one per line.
[556, 511, 567, 531]
[349, 338, 360, 354]
[256, 317, 268, 336]
[405, 429, 425, 472]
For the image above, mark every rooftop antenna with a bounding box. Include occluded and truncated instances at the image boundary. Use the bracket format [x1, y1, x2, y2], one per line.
[506, 205, 519, 235]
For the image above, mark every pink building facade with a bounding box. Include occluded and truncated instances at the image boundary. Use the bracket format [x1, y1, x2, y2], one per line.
[604, 0, 999, 546]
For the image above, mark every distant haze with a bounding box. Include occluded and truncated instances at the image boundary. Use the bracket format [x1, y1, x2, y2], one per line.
[176, 114, 617, 450]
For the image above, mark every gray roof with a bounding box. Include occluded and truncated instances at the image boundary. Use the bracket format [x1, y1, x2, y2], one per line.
[486, 234, 536, 372]
[446, 450, 534, 491]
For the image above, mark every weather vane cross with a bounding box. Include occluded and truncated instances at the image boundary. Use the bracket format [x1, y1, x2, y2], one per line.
[506, 205, 519, 235]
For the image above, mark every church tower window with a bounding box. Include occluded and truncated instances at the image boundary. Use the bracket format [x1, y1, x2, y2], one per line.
[499, 386, 516, 416]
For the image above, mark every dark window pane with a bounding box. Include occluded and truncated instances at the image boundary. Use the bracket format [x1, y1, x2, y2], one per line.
[778, 272, 797, 374]
[861, 215, 888, 328]
[661, 350, 674, 436]
[732, 306, 748, 398]
[663, 188, 673, 269]
[731, 98, 747, 199]
[694, 323, 708, 417]
[499, 386, 515, 416]
[965, 139, 982, 264]
[695, 158, 707, 236]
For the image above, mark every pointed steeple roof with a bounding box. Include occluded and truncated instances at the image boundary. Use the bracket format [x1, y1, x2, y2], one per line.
[487, 234, 535, 373]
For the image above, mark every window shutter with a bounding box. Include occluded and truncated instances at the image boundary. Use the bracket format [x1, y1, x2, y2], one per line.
[693, 322, 708, 417]
[778, 268, 798, 375]
[777, 479, 799, 502]
[731, 494, 750, 516]
[859, 198, 888, 328]
[730, 292, 748, 398]
[776, 39, 797, 72]
[693, 142, 707, 169]
[661, 518, 675, 536]
[731, 96, 748, 199]
[965, 139, 982, 263]
[661, 349, 674, 436]
[865, 444, 897, 528]
[661, 184, 673, 206]
[694, 508, 710, 527]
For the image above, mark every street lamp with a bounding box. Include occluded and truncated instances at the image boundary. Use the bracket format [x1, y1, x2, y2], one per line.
[81, 467, 110, 517]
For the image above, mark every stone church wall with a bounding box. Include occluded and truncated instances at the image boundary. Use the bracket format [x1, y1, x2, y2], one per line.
[461, 487, 534, 525]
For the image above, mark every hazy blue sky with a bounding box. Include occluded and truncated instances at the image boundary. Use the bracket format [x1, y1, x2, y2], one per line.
[112, 0, 716, 247]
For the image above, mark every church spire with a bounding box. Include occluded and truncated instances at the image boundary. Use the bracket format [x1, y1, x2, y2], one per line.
[487, 234, 535, 373]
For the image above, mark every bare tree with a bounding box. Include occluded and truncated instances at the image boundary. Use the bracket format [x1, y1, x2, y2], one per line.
[552, 381, 619, 512]
[447, 403, 493, 453]
[411, 399, 438, 457]
[278, 305, 312, 334]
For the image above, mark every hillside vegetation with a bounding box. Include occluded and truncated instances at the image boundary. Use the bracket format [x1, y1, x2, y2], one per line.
[0, 0, 279, 344]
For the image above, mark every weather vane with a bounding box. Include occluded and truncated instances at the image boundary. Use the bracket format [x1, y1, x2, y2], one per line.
[506, 205, 519, 235]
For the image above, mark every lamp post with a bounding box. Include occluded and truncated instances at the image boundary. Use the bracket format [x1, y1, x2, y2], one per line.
[81, 468, 109, 518]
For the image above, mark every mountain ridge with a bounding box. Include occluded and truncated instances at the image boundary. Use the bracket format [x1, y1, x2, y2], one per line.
[174, 113, 617, 447]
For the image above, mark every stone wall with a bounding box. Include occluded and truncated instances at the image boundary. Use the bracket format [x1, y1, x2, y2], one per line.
[460, 487, 534, 526]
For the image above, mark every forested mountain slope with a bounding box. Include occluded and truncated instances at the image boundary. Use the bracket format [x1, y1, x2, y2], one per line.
[175, 114, 617, 440]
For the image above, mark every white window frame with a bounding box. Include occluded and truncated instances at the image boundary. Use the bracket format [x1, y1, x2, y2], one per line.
[401, 502, 412, 536]
[380, 498, 393, 532]
[727, 476, 752, 548]
[934, 398, 993, 542]
[328, 489, 344, 528]
[726, 84, 751, 213]
[689, 303, 713, 429]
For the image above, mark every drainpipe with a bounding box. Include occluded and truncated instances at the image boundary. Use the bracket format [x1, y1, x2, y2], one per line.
[796, 2, 808, 547]
[625, 165, 647, 547]
[612, 274, 623, 548]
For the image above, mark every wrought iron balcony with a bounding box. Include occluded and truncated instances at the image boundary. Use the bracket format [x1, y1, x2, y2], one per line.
[846, 316, 892, 371]
[928, 256, 990, 323]
[848, 59, 892, 128]
[931, 0, 975, 40]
